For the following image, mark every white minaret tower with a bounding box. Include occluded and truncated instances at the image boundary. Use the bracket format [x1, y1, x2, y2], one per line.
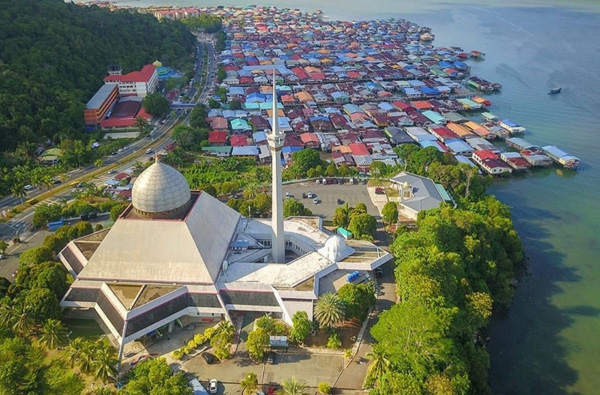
[268, 70, 286, 263]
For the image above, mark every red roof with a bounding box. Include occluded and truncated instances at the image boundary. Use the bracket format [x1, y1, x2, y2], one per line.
[113, 172, 130, 181]
[348, 142, 370, 156]
[484, 158, 510, 169]
[392, 101, 412, 111]
[300, 133, 320, 144]
[230, 135, 249, 146]
[429, 126, 459, 140]
[208, 131, 228, 145]
[474, 150, 499, 161]
[104, 65, 156, 84]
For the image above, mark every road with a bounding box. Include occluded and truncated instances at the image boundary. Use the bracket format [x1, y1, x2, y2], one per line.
[0, 34, 217, 243]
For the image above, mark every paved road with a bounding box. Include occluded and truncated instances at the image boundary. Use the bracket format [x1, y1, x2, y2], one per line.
[0, 34, 217, 237]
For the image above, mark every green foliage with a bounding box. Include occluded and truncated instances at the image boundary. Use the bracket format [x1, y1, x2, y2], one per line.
[0, 0, 195, 154]
[326, 332, 342, 349]
[215, 31, 227, 52]
[19, 246, 53, 269]
[240, 372, 259, 394]
[333, 203, 350, 228]
[110, 203, 129, 221]
[283, 198, 313, 217]
[142, 92, 170, 117]
[217, 65, 227, 83]
[0, 337, 46, 394]
[337, 281, 376, 321]
[43, 234, 68, 254]
[120, 357, 192, 395]
[33, 204, 63, 227]
[38, 319, 67, 350]
[182, 14, 222, 32]
[24, 287, 62, 322]
[315, 293, 345, 328]
[288, 149, 324, 178]
[189, 105, 208, 129]
[318, 382, 332, 394]
[289, 311, 311, 344]
[210, 321, 234, 360]
[0, 240, 8, 255]
[382, 201, 398, 226]
[280, 376, 308, 395]
[370, 200, 523, 393]
[348, 212, 377, 240]
[246, 327, 270, 360]
[172, 125, 208, 151]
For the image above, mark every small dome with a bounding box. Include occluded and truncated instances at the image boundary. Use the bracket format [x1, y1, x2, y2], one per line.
[152, 60, 163, 67]
[402, 181, 411, 189]
[318, 235, 349, 262]
[132, 161, 191, 215]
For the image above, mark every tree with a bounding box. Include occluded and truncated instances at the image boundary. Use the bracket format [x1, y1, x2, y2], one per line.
[11, 304, 34, 337]
[333, 204, 350, 228]
[0, 240, 8, 255]
[291, 149, 323, 176]
[289, 311, 311, 344]
[280, 376, 308, 395]
[30, 262, 69, 298]
[325, 163, 338, 177]
[364, 347, 391, 388]
[240, 372, 258, 394]
[283, 198, 313, 217]
[120, 357, 192, 394]
[92, 343, 117, 384]
[134, 117, 148, 135]
[337, 282, 376, 321]
[348, 212, 377, 240]
[246, 327, 270, 360]
[94, 159, 104, 168]
[0, 337, 45, 394]
[19, 246, 53, 269]
[38, 319, 67, 350]
[229, 99, 242, 110]
[43, 234, 68, 254]
[314, 293, 345, 328]
[110, 203, 129, 221]
[381, 201, 398, 228]
[24, 288, 62, 322]
[142, 93, 170, 117]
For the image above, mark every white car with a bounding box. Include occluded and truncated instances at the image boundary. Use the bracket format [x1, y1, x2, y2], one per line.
[209, 379, 218, 394]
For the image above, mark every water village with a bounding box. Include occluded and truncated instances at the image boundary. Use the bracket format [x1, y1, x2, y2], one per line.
[94, 3, 581, 173]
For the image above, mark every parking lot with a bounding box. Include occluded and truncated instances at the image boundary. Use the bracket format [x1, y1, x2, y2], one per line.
[283, 181, 380, 220]
[184, 349, 344, 394]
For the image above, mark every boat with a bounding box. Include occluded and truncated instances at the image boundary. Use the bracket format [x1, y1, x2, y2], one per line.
[548, 87, 562, 95]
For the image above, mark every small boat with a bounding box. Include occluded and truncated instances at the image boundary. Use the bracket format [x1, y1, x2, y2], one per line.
[548, 87, 562, 95]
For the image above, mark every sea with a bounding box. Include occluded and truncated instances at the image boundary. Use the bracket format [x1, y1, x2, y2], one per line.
[110, 0, 600, 393]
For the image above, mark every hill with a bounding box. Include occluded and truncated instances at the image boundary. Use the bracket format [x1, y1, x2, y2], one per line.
[0, 0, 195, 154]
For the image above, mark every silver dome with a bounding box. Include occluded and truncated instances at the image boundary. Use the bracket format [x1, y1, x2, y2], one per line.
[132, 161, 191, 214]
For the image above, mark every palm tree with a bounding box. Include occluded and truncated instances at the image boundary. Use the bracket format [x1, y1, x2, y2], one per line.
[134, 117, 148, 135]
[65, 337, 86, 368]
[39, 319, 67, 349]
[279, 376, 307, 395]
[92, 344, 117, 383]
[0, 303, 19, 329]
[215, 320, 235, 340]
[243, 183, 259, 199]
[12, 304, 34, 337]
[94, 159, 104, 168]
[314, 293, 345, 329]
[364, 347, 391, 387]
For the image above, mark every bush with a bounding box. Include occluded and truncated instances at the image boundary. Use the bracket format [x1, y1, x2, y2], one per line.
[187, 339, 197, 350]
[19, 246, 53, 268]
[327, 332, 342, 350]
[172, 349, 183, 360]
[194, 333, 206, 345]
[318, 382, 332, 394]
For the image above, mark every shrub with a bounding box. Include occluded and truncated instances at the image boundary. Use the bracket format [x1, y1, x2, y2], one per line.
[318, 382, 332, 394]
[172, 349, 183, 360]
[194, 333, 206, 345]
[187, 340, 197, 350]
[327, 332, 342, 350]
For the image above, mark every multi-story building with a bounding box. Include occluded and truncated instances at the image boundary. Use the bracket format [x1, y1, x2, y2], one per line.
[84, 83, 118, 126]
[103, 65, 158, 97]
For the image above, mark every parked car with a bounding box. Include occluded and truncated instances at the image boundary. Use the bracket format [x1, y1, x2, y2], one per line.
[313, 198, 320, 204]
[209, 379, 218, 394]
[375, 187, 385, 195]
[302, 193, 308, 199]
[337, 198, 344, 205]
[307, 192, 314, 198]
[202, 352, 216, 364]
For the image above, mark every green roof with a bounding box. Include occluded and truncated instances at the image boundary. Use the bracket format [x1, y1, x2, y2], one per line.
[202, 146, 232, 153]
[435, 183, 453, 202]
[337, 227, 353, 239]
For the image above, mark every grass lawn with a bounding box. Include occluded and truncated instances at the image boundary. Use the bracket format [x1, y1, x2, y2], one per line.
[63, 318, 105, 341]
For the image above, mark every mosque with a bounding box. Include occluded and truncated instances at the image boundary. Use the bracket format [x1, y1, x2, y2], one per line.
[58, 78, 390, 358]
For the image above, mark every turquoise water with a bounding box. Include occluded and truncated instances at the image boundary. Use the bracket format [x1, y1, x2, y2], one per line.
[113, 1, 600, 392]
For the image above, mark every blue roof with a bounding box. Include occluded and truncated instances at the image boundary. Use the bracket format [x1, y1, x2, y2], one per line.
[420, 86, 440, 95]
[502, 119, 519, 127]
[282, 146, 302, 154]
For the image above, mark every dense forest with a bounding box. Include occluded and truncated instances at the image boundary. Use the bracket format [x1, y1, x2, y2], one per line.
[0, 0, 196, 155]
[365, 146, 524, 394]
